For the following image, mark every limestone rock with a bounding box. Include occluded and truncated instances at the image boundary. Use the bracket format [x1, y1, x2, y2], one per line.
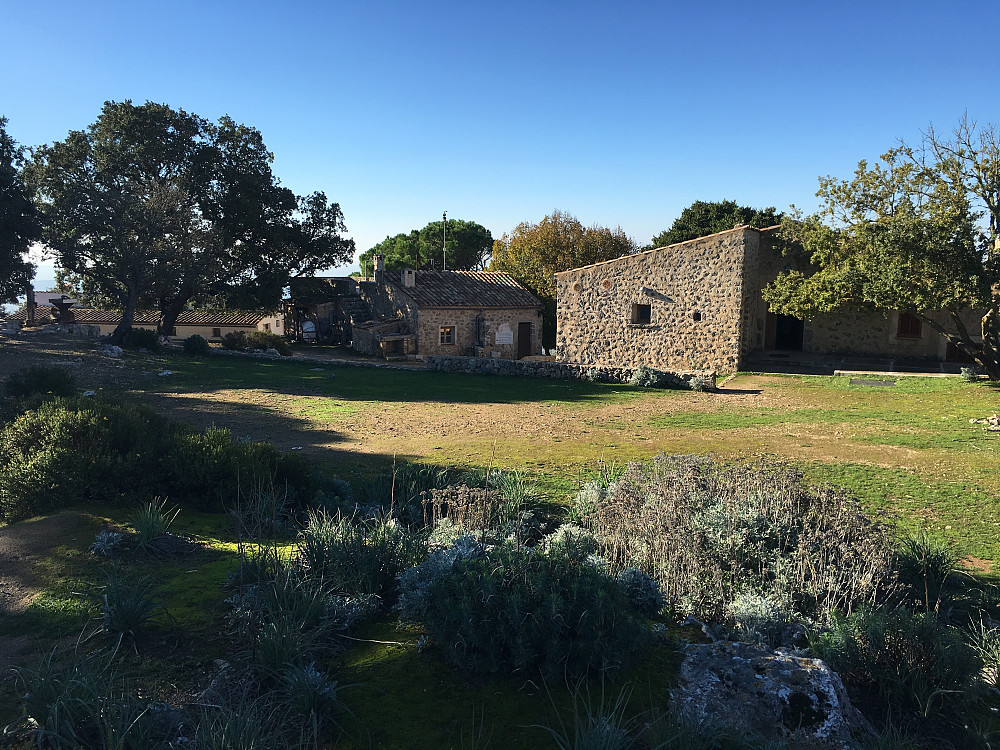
[670, 641, 869, 749]
[100, 345, 123, 358]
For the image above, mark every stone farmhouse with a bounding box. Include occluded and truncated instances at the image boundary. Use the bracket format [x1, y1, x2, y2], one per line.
[8, 300, 283, 341]
[356, 269, 544, 360]
[555, 226, 981, 373]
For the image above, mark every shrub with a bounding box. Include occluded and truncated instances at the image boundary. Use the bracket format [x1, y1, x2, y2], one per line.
[687, 374, 709, 392]
[630, 365, 669, 388]
[97, 570, 167, 644]
[581, 368, 608, 383]
[809, 607, 982, 719]
[3, 365, 77, 400]
[578, 454, 898, 627]
[0, 397, 315, 521]
[119, 327, 160, 351]
[416, 543, 648, 677]
[183, 333, 211, 355]
[281, 662, 352, 734]
[960, 366, 983, 382]
[297, 511, 424, 600]
[395, 535, 483, 621]
[91, 530, 125, 557]
[222, 329, 292, 356]
[616, 568, 664, 618]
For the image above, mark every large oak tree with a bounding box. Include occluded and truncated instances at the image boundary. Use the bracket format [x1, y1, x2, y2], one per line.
[27, 101, 354, 340]
[0, 116, 40, 306]
[763, 116, 1000, 379]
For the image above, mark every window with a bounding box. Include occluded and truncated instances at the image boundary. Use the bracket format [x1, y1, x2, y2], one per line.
[212, 327, 221, 338]
[263, 322, 270, 332]
[439, 326, 455, 345]
[631, 303, 651, 325]
[896, 313, 922, 338]
[692, 311, 702, 322]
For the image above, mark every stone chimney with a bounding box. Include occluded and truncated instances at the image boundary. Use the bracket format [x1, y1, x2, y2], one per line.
[402, 269, 416, 288]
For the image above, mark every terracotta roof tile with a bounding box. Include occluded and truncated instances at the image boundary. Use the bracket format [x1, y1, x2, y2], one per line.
[386, 271, 541, 309]
[6, 306, 267, 327]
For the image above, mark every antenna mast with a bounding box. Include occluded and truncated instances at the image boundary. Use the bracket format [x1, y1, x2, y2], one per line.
[442, 211, 447, 271]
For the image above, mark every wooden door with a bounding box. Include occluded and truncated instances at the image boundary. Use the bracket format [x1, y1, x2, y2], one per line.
[517, 322, 532, 359]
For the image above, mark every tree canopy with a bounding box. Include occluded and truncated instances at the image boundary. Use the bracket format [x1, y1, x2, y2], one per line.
[489, 210, 637, 346]
[650, 200, 783, 248]
[763, 115, 1000, 379]
[0, 116, 40, 305]
[359, 218, 493, 274]
[27, 101, 354, 339]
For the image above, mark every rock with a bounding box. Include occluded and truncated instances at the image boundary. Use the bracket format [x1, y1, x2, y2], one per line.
[670, 641, 869, 749]
[82, 390, 97, 397]
[158, 370, 173, 376]
[101, 345, 123, 358]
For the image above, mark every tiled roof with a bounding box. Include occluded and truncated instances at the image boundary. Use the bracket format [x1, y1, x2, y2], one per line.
[7, 306, 267, 327]
[386, 271, 542, 309]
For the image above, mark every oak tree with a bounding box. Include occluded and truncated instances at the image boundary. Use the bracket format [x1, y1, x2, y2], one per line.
[0, 116, 40, 306]
[650, 200, 782, 248]
[763, 116, 1000, 379]
[359, 218, 493, 274]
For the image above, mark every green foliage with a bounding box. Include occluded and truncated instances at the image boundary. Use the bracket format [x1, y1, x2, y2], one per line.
[616, 568, 664, 618]
[221, 329, 292, 356]
[579, 455, 898, 626]
[182, 333, 210, 355]
[132, 497, 180, 550]
[26, 100, 354, 341]
[536, 679, 635, 750]
[762, 116, 1000, 379]
[418, 543, 648, 678]
[97, 570, 167, 644]
[0, 397, 315, 521]
[0, 115, 40, 305]
[809, 607, 982, 719]
[3, 365, 77, 400]
[650, 200, 782, 248]
[119, 327, 160, 351]
[297, 511, 424, 599]
[359, 218, 494, 273]
[490, 210, 638, 346]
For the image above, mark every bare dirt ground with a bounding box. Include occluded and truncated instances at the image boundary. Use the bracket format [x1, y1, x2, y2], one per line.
[0, 329, 140, 391]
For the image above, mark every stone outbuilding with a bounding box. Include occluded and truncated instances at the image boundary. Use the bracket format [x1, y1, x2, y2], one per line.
[358, 269, 544, 360]
[556, 226, 984, 373]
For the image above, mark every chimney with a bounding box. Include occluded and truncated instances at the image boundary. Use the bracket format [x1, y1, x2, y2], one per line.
[402, 269, 416, 288]
[374, 254, 385, 283]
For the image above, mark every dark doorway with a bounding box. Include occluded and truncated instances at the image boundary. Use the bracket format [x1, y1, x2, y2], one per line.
[946, 340, 979, 363]
[773, 314, 804, 351]
[517, 322, 532, 359]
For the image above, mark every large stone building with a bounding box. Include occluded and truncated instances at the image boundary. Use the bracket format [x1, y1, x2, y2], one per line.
[358, 269, 544, 360]
[555, 226, 981, 372]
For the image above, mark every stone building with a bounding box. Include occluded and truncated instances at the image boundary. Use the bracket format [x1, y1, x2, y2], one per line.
[556, 226, 983, 372]
[6, 305, 283, 341]
[358, 269, 544, 359]
[284, 276, 371, 344]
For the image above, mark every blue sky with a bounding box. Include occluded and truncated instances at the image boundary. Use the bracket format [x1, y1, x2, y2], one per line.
[4, 0, 1000, 281]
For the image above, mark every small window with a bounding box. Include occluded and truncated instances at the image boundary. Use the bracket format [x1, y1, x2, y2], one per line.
[631, 303, 651, 325]
[264, 322, 270, 332]
[212, 327, 221, 338]
[439, 326, 455, 345]
[896, 313, 922, 338]
[170, 326, 177, 336]
[692, 311, 702, 322]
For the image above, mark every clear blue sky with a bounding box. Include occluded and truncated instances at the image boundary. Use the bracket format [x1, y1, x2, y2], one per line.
[4, 0, 999, 280]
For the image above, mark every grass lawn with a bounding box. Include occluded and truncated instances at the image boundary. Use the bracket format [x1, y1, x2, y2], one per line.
[130, 351, 1000, 571]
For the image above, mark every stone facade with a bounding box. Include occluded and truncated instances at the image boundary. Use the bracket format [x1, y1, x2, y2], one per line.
[556, 229, 760, 372]
[359, 271, 544, 360]
[557, 226, 985, 372]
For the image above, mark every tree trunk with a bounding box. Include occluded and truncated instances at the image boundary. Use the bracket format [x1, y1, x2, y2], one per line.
[158, 296, 191, 338]
[24, 277, 35, 327]
[110, 289, 139, 344]
[982, 302, 1000, 381]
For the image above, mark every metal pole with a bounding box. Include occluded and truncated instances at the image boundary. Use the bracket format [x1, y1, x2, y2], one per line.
[442, 211, 447, 271]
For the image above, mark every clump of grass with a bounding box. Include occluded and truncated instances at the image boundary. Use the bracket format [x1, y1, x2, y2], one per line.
[132, 497, 180, 550]
[97, 570, 167, 644]
[536, 679, 635, 750]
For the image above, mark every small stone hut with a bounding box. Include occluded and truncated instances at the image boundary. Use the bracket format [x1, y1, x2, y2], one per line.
[358, 270, 544, 359]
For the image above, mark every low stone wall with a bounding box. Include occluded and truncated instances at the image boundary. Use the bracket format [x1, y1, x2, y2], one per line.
[425, 354, 715, 389]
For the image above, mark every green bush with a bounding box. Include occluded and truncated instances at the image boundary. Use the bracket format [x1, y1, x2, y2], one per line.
[0, 397, 315, 521]
[418, 543, 648, 677]
[119, 327, 160, 351]
[183, 333, 211, 355]
[809, 607, 982, 720]
[3, 365, 78, 400]
[221, 329, 292, 356]
[298, 511, 424, 600]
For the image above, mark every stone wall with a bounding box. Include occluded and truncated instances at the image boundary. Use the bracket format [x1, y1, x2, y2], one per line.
[426, 354, 716, 389]
[417, 307, 542, 358]
[556, 228, 757, 372]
